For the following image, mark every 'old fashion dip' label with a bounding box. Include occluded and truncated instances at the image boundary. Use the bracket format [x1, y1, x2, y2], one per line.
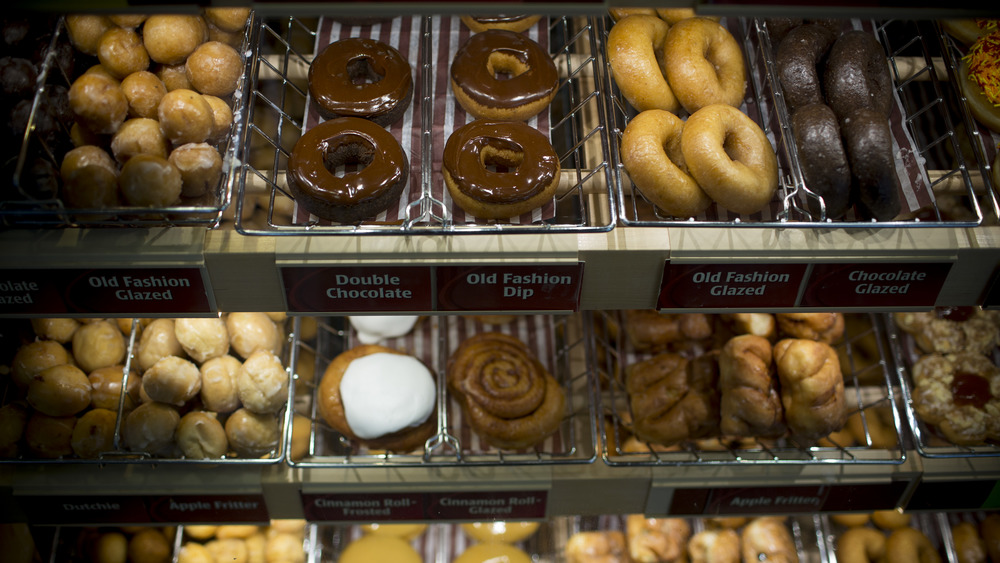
[437, 264, 583, 311]
[658, 263, 808, 308]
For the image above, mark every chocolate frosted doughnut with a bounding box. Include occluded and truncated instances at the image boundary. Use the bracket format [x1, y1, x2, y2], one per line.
[776, 24, 836, 112]
[308, 37, 413, 127]
[287, 117, 408, 224]
[824, 30, 893, 120]
[841, 107, 900, 221]
[791, 103, 851, 219]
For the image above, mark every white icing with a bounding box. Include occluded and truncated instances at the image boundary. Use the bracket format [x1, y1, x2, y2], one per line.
[348, 316, 419, 344]
[339, 353, 435, 440]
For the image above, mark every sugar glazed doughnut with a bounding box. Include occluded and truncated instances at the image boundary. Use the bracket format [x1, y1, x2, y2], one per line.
[443, 119, 560, 219]
[309, 37, 413, 126]
[450, 29, 558, 121]
[460, 15, 542, 33]
[681, 104, 779, 215]
[606, 15, 679, 113]
[662, 17, 747, 113]
[837, 527, 886, 563]
[620, 109, 711, 217]
[287, 117, 408, 223]
[885, 527, 941, 563]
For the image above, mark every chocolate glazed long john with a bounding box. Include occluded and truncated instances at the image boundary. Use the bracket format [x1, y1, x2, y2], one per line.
[447, 332, 565, 450]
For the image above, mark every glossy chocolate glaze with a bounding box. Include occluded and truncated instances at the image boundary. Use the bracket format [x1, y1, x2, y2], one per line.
[309, 37, 412, 121]
[450, 29, 557, 109]
[288, 117, 406, 208]
[443, 120, 558, 203]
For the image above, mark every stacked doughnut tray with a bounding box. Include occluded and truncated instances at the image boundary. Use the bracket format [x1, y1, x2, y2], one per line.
[286, 314, 596, 467]
[237, 15, 614, 235]
[589, 311, 908, 466]
[603, 16, 989, 227]
[4, 15, 256, 229]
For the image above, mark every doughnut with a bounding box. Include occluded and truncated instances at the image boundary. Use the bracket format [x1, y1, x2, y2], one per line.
[236, 350, 288, 415]
[308, 37, 412, 126]
[688, 528, 740, 563]
[202, 95, 234, 143]
[776, 24, 837, 112]
[454, 543, 531, 563]
[142, 14, 208, 65]
[791, 103, 852, 219]
[443, 119, 559, 219]
[871, 510, 911, 530]
[461, 521, 539, 543]
[626, 516, 690, 562]
[59, 145, 121, 208]
[339, 535, 421, 563]
[71, 408, 117, 459]
[460, 15, 542, 33]
[831, 514, 872, 527]
[157, 88, 214, 145]
[97, 26, 149, 79]
[951, 521, 987, 563]
[837, 527, 886, 563]
[910, 352, 1000, 445]
[111, 117, 169, 164]
[565, 531, 628, 563]
[109, 14, 147, 29]
[224, 408, 279, 457]
[121, 70, 167, 119]
[982, 514, 1000, 562]
[680, 104, 778, 215]
[176, 411, 228, 459]
[155, 63, 193, 91]
[185, 41, 242, 97]
[124, 402, 180, 453]
[840, 107, 901, 221]
[65, 14, 114, 56]
[68, 71, 128, 135]
[227, 312, 281, 358]
[662, 17, 746, 113]
[168, 143, 223, 198]
[286, 116, 408, 223]
[450, 29, 557, 121]
[118, 154, 183, 207]
[824, 30, 893, 120]
[741, 517, 797, 563]
[656, 9, 716, 24]
[609, 8, 656, 21]
[885, 527, 941, 563]
[606, 15, 678, 113]
[765, 18, 804, 44]
[202, 7, 251, 33]
[27, 364, 91, 417]
[959, 29, 1000, 133]
[620, 109, 711, 217]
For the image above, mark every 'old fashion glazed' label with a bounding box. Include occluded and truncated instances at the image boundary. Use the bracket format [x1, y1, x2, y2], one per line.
[658, 263, 808, 308]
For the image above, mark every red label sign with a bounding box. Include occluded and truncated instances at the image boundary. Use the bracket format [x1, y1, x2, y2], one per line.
[281, 265, 433, 312]
[1, 267, 212, 315]
[16, 495, 149, 524]
[667, 482, 908, 515]
[801, 262, 952, 307]
[145, 494, 269, 523]
[658, 263, 808, 309]
[301, 491, 547, 522]
[437, 264, 583, 312]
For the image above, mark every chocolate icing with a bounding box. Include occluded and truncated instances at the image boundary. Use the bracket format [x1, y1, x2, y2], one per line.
[308, 37, 412, 125]
[450, 29, 557, 110]
[824, 30, 893, 121]
[471, 15, 532, 24]
[443, 120, 558, 204]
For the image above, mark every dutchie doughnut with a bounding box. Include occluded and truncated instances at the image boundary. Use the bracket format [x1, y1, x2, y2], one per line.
[663, 17, 746, 113]
[309, 37, 413, 126]
[840, 107, 901, 221]
[620, 109, 711, 217]
[287, 117, 408, 223]
[837, 527, 886, 563]
[450, 29, 557, 121]
[460, 15, 542, 33]
[607, 15, 679, 113]
[776, 24, 837, 112]
[824, 30, 893, 120]
[443, 119, 559, 219]
[681, 104, 778, 215]
[884, 527, 941, 563]
[791, 103, 852, 219]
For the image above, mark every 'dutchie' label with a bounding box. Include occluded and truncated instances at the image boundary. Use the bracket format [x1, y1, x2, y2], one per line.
[658, 263, 807, 309]
[801, 262, 952, 307]
[281, 266, 433, 312]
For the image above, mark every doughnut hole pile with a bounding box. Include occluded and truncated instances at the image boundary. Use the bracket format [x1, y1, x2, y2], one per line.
[74, 526, 177, 563]
[58, 8, 250, 211]
[1, 318, 134, 460]
[176, 521, 308, 563]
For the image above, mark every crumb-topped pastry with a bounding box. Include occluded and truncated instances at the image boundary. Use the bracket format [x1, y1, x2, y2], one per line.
[911, 352, 1000, 446]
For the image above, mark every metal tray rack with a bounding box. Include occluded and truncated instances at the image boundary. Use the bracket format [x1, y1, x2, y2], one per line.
[286, 314, 596, 467]
[236, 15, 614, 235]
[3, 16, 255, 229]
[819, 511, 948, 563]
[590, 311, 907, 466]
[605, 16, 988, 227]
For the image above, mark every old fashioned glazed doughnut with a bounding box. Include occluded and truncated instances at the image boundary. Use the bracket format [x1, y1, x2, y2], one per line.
[460, 15, 542, 33]
[450, 29, 557, 121]
[837, 527, 886, 563]
[824, 30, 893, 120]
[287, 117, 408, 224]
[663, 17, 746, 113]
[680, 104, 778, 215]
[791, 103, 852, 218]
[443, 119, 560, 219]
[776, 24, 837, 112]
[607, 15, 678, 113]
[885, 527, 941, 563]
[309, 37, 413, 126]
[840, 107, 901, 221]
[620, 109, 711, 217]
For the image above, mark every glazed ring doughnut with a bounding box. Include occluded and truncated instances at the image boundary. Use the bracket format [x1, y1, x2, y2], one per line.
[607, 15, 679, 113]
[460, 15, 542, 33]
[609, 8, 656, 21]
[885, 527, 941, 563]
[450, 29, 558, 121]
[620, 109, 711, 217]
[680, 104, 779, 215]
[831, 514, 872, 527]
[656, 9, 719, 24]
[286, 117, 409, 224]
[443, 119, 560, 219]
[662, 17, 746, 113]
[837, 527, 887, 563]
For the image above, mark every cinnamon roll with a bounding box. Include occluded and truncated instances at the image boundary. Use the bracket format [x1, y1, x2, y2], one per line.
[447, 332, 565, 450]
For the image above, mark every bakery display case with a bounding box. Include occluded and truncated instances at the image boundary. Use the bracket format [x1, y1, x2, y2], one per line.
[2, 3, 1000, 561]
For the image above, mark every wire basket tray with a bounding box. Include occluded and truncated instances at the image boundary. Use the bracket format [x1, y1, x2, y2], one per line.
[590, 311, 907, 466]
[286, 314, 596, 467]
[236, 15, 614, 235]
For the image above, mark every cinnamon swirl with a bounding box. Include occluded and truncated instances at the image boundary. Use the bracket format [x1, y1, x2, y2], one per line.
[447, 332, 565, 450]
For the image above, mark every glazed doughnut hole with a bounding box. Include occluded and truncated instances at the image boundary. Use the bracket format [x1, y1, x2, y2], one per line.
[72, 319, 127, 373]
[108, 14, 147, 29]
[65, 14, 114, 56]
[88, 365, 140, 410]
[121, 70, 167, 119]
[236, 350, 289, 415]
[69, 122, 109, 149]
[225, 408, 280, 457]
[157, 88, 214, 145]
[11, 339, 72, 388]
[124, 401, 180, 453]
[59, 145, 120, 208]
[24, 412, 76, 458]
[175, 411, 228, 459]
[174, 316, 230, 362]
[201, 95, 233, 143]
[26, 364, 92, 417]
[199, 354, 242, 414]
[141, 355, 202, 406]
[118, 154, 183, 207]
[142, 14, 208, 65]
[185, 40, 242, 97]
[202, 7, 251, 33]
[128, 528, 173, 563]
[97, 26, 149, 79]
[0, 403, 29, 457]
[136, 318, 184, 371]
[30, 318, 81, 343]
[68, 72, 128, 134]
[168, 143, 223, 198]
[111, 117, 168, 163]
[71, 407, 118, 458]
[227, 312, 282, 359]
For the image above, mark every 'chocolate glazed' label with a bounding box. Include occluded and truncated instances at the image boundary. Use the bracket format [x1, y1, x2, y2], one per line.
[450, 29, 557, 109]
